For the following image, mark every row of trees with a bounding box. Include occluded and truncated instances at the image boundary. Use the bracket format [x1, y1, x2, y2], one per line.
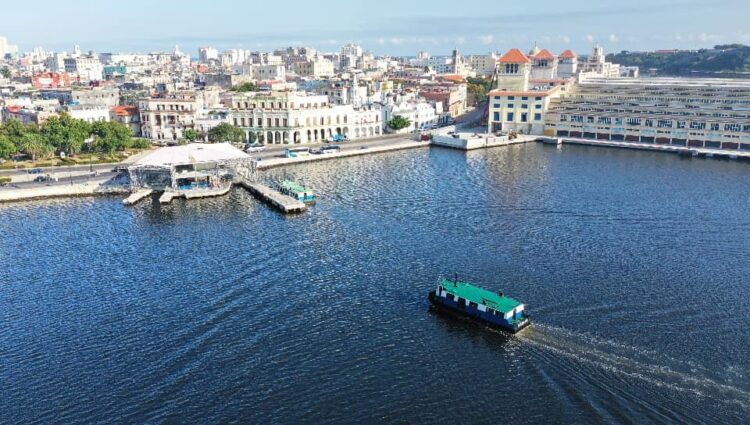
[180, 123, 247, 145]
[0, 113, 150, 160]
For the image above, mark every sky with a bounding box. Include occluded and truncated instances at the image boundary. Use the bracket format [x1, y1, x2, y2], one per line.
[3, 0, 749, 57]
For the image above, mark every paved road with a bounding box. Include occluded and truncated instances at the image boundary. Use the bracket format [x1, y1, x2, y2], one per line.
[0, 171, 122, 190]
[249, 134, 419, 161]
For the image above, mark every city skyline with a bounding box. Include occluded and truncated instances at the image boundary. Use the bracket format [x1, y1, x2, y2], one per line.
[3, 0, 750, 56]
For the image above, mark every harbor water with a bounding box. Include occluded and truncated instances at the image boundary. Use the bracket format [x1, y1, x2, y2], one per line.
[1, 143, 749, 424]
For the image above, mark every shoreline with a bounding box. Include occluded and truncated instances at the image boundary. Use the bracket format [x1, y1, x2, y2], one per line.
[3, 133, 750, 205]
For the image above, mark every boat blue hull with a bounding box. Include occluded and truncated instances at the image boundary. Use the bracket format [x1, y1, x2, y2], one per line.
[428, 290, 531, 334]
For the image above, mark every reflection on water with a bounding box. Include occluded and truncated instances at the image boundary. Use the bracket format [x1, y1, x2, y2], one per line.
[1, 144, 749, 424]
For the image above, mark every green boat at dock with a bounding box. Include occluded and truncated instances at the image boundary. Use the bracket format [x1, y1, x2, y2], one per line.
[278, 181, 316, 203]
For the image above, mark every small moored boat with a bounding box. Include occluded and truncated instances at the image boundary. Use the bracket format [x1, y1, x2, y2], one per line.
[278, 180, 316, 203]
[428, 278, 531, 333]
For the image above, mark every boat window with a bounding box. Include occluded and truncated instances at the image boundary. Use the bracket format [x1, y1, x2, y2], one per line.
[468, 301, 478, 308]
[487, 308, 495, 315]
[446, 293, 454, 301]
[456, 297, 464, 305]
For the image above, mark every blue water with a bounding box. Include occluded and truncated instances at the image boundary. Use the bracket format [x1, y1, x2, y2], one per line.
[1, 143, 749, 424]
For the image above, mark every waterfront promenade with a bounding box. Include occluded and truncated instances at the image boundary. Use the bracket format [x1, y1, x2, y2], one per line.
[3, 130, 750, 205]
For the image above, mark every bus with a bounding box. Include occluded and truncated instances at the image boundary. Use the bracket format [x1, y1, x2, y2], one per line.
[286, 147, 311, 158]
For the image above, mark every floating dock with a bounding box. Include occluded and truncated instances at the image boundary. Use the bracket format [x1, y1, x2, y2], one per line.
[238, 181, 307, 214]
[159, 191, 178, 204]
[122, 188, 153, 206]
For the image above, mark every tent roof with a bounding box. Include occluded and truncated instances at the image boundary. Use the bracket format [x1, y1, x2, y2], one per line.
[133, 143, 250, 168]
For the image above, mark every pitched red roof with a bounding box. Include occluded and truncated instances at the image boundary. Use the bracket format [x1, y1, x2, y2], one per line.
[533, 49, 555, 60]
[112, 105, 139, 116]
[558, 49, 577, 59]
[497, 48, 530, 64]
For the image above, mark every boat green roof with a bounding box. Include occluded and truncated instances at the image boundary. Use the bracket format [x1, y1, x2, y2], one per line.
[280, 180, 313, 194]
[440, 279, 522, 313]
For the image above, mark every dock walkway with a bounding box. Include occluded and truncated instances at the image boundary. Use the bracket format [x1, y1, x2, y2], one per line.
[237, 180, 306, 214]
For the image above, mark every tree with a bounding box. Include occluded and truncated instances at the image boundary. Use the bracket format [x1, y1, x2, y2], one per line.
[0, 135, 17, 159]
[91, 121, 133, 152]
[18, 133, 52, 161]
[0, 67, 10, 79]
[387, 115, 412, 131]
[231, 82, 258, 92]
[0, 119, 28, 139]
[207, 123, 245, 144]
[183, 128, 201, 142]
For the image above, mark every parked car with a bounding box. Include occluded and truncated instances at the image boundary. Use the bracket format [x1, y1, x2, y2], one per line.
[28, 168, 44, 174]
[245, 143, 266, 153]
[34, 174, 52, 182]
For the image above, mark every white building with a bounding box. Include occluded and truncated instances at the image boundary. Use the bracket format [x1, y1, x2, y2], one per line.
[139, 89, 219, 141]
[199, 47, 219, 62]
[466, 53, 498, 77]
[546, 75, 750, 151]
[294, 58, 335, 78]
[578, 44, 622, 78]
[64, 55, 104, 81]
[383, 97, 438, 132]
[228, 91, 383, 144]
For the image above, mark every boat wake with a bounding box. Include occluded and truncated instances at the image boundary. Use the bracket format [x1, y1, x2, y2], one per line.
[517, 324, 750, 414]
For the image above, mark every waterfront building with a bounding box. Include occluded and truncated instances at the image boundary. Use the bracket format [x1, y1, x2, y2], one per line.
[486, 48, 572, 135]
[545, 75, 750, 150]
[127, 143, 249, 192]
[228, 91, 382, 144]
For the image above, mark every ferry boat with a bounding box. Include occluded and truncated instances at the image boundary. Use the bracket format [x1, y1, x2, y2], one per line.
[428, 278, 531, 333]
[278, 180, 316, 203]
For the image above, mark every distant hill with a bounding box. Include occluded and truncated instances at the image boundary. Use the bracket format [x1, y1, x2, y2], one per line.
[607, 44, 750, 77]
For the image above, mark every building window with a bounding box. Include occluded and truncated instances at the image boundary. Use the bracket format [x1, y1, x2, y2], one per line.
[657, 120, 673, 128]
[521, 96, 528, 101]
[521, 113, 528, 122]
[535, 97, 542, 101]
[493, 112, 500, 121]
[534, 113, 542, 121]
[535, 104, 542, 109]
[507, 104, 514, 108]
[507, 96, 515, 100]
[586, 116, 594, 123]
[507, 112, 514, 121]
[645, 119, 654, 127]
[521, 104, 528, 109]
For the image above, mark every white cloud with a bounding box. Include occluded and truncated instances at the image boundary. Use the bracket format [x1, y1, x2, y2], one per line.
[561, 35, 571, 44]
[389, 37, 404, 45]
[586, 34, 595, 43]
[455, 36, 466, 45]
[608, 34, 620, 43]
[697, 32, 722, 42]
[376, 38, 386, 46]
[478, 34, 494, 45]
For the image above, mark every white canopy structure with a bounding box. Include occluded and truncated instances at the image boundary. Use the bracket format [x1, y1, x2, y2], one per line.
[128, 143, 253, 192]
[134, 143, 250, 168]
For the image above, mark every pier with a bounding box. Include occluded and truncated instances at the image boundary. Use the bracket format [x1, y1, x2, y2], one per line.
[123, 189, 153, 206]
[238, 180, 307, 214]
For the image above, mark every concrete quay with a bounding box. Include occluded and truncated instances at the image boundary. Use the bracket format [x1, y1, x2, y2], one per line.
[538, 136, 750, 160]
[431, 132, 537, 150]
[0, 180, 129, 203]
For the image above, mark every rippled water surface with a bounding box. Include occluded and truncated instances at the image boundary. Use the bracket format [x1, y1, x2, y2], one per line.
[1, 144, 749, 424]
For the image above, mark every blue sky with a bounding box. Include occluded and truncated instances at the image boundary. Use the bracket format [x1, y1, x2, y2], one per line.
[3, 0, 749, 56]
